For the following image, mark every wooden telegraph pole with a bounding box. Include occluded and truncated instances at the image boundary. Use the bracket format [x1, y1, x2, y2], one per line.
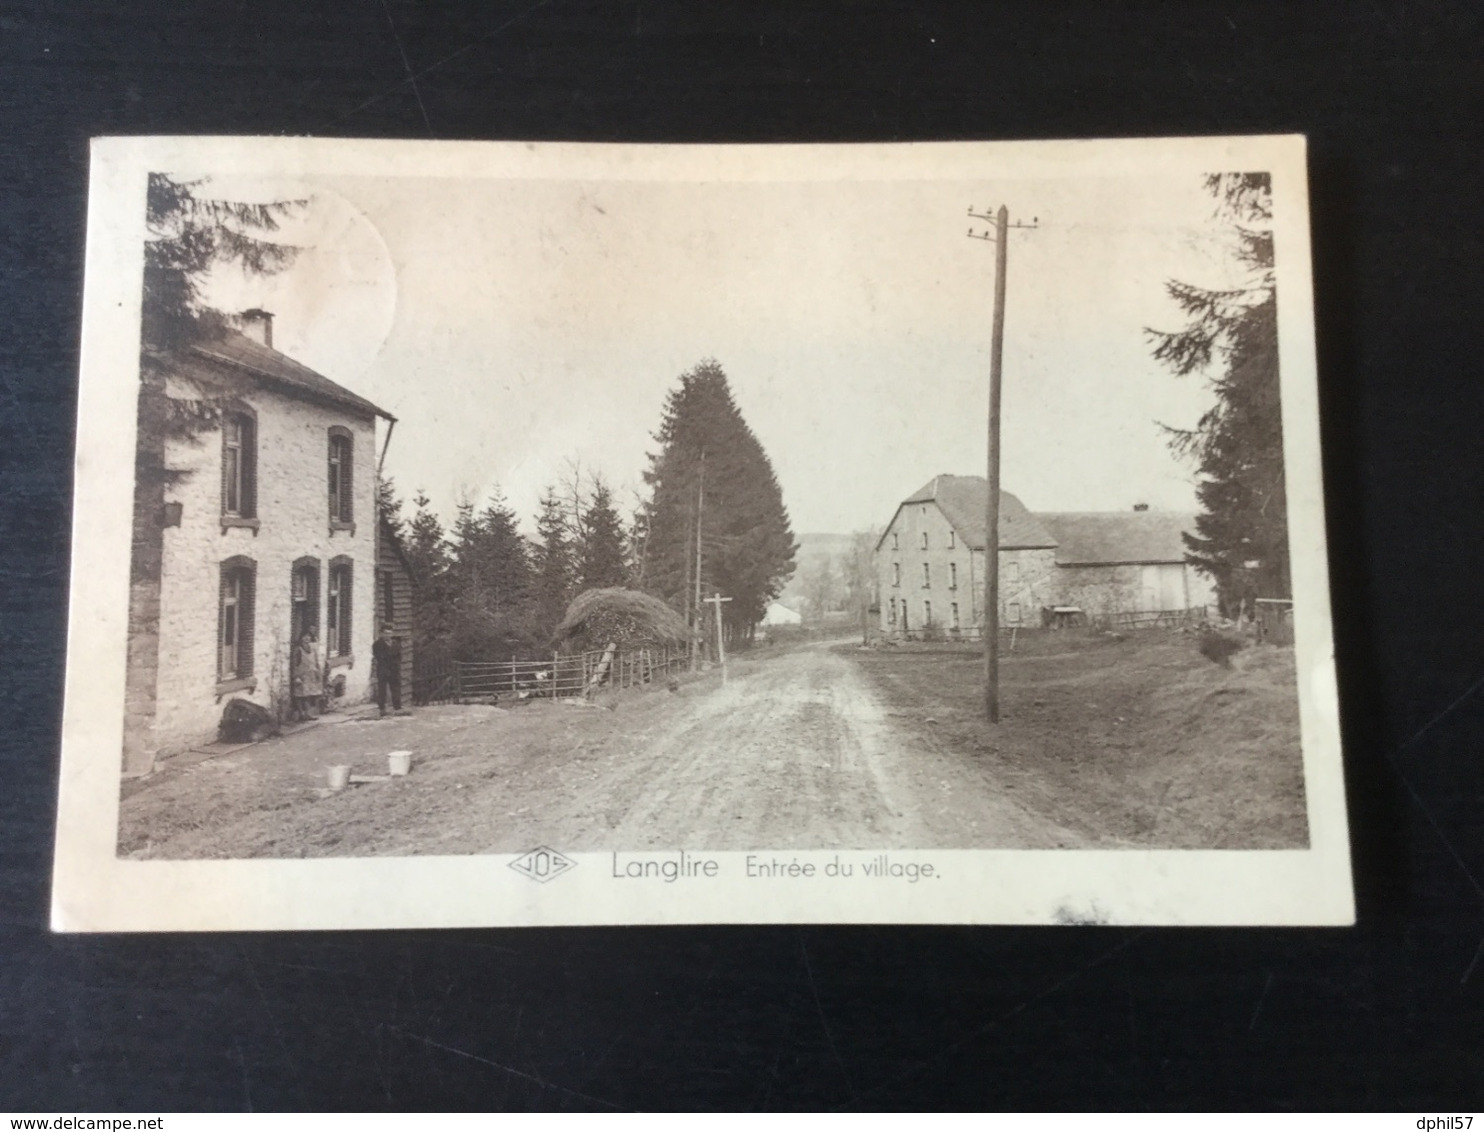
[968, 204, 1038, 723]
[704, 591, 732, 682]
[691, 450, 705, 673]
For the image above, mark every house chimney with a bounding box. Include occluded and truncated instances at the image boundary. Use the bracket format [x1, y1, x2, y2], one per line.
[1133, 502, 1149, 511]
[238, 309, 273, 348]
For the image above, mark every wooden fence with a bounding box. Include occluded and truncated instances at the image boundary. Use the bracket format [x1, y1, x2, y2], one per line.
[422, 644, 691, 704]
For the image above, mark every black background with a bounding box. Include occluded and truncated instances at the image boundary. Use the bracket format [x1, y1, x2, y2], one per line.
[2, 0, 1481, 1111]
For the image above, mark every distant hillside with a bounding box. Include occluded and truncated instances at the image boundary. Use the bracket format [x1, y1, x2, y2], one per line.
[778, 532, 864, 612]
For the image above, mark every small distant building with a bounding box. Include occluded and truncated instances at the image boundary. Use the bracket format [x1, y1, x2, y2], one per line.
[761, 601, 803, 627]
[874, 475, 1216, 635]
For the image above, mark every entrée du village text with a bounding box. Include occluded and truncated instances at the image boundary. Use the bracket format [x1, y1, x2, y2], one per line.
[609, 852, 942, 883]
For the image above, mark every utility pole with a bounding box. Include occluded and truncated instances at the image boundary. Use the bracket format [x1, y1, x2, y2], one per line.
[692, 449, 705, 673]
[704, 591, 733, 681]
[968, 204, 1038, 723]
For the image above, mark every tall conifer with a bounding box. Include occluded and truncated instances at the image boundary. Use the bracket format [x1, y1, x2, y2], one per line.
[640, 359, 797, 644]
[1148, 173, 1288, 614]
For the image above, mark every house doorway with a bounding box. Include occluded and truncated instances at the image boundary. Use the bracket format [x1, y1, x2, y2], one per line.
[291, 560, 320, 646]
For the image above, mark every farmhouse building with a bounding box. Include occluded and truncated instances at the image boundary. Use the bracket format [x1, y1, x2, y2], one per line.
[874, 475, 1216, 635]
[875, 475, 1059, 635]
[124, 311, 396, 775]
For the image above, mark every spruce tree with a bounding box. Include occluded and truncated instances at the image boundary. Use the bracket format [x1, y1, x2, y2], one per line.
[531, 487, 575, 638]
[143, 173, 306, 352]
[1149, 173, 1288, 614]
[445, 491, 534, 659]
[640, 359, 797, 645]
[577, 478, 630, 591]
[405, 490, 454, 649]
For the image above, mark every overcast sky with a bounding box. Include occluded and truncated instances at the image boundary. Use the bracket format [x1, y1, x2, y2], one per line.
[198, 168, 1254, 537]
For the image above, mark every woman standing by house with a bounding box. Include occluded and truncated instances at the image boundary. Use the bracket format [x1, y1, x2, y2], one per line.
[292, 629, 325, 720]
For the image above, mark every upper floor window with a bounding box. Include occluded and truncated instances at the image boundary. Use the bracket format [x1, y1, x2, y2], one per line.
[221, 411, 257, 520]
[920, 531, 929, 550]
[949, 562, 958, 589]
[218, 556, 256, 686]
[891, 532, 899, 550]
[1006, 560, 1020, 583]
[891, 562, 901, 587]
[922, 562, 931, 588]
[951, 602, 960, 629]
[948, 530, 956, 549]
[328, 428, 354, 528]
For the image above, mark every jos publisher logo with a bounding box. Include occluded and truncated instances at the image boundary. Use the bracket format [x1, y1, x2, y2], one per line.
[509, 846, 576, 884]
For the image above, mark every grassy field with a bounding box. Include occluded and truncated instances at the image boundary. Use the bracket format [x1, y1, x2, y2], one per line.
[845, 629, 1309, 848]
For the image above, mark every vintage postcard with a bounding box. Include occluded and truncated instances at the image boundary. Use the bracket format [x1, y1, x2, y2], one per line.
[53, 135, 1351, 930]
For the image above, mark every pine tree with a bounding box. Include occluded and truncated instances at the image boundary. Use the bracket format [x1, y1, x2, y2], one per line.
[143, 173, 306, 353]
[445, 491, 534, 659]
[576, 477, 630, 591]
[1148, 173, 1288, 615]
[378, 477, 407, 539]
[640, 359, 797, 645]
[405, 490, 454, 648]
[531, 487, 575, 638]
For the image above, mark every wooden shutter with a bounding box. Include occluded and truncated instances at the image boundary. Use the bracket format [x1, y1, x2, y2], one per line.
[339, 436, 353, 523]
[340, 562, 352, 655]
[239, 563, 256, 677]
[220, 421, 233, 516]
[242, 415, 257, 518]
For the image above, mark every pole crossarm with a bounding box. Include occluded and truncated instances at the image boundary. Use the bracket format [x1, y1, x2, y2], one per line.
[967, 206, 1040, 242]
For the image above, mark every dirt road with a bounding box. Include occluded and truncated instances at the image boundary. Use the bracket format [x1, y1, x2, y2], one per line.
[121, 641, 1076, 858]
[552, 642, 1070, 851]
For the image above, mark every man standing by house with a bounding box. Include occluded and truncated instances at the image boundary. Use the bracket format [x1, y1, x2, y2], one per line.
[372, 622, 404, 718]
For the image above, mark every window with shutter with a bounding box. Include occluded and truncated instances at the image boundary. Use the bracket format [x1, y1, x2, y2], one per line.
[221, 410, 258, 523]
[217, 556, 257, 688]
[327, 557, 354, 660]
[328, 429, 354, 528]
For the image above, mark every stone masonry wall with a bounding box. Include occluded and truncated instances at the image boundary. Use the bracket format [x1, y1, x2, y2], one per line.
[150, 379, 378, 756]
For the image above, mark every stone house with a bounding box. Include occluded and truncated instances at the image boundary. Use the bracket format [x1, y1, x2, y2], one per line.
[123, 311, 395, 775]
[875, 475, 1059, 636]
[874, 475, 1216, 636]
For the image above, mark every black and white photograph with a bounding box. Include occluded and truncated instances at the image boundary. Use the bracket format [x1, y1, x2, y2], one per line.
[54, 135, 1350, 930]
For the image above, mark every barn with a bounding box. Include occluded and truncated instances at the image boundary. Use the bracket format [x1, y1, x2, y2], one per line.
[1038, 510, 1217, 619]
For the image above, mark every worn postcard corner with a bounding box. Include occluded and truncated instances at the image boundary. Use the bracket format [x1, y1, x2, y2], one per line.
[54, 134, 1352, 931]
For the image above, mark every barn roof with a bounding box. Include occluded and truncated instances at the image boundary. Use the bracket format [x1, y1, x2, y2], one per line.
[188, 329, 393, 421]
[882, 474, 1058, 551]
[1038, 511, 1197, 566]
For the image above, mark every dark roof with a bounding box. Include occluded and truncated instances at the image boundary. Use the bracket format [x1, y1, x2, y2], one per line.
[1038, 511, 1196, 566]
[187, 329, 393, 421]
[880, 474, 1058, 551]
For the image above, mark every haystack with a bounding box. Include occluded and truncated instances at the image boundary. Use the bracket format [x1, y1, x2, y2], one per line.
[552, 588, 691, 654]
